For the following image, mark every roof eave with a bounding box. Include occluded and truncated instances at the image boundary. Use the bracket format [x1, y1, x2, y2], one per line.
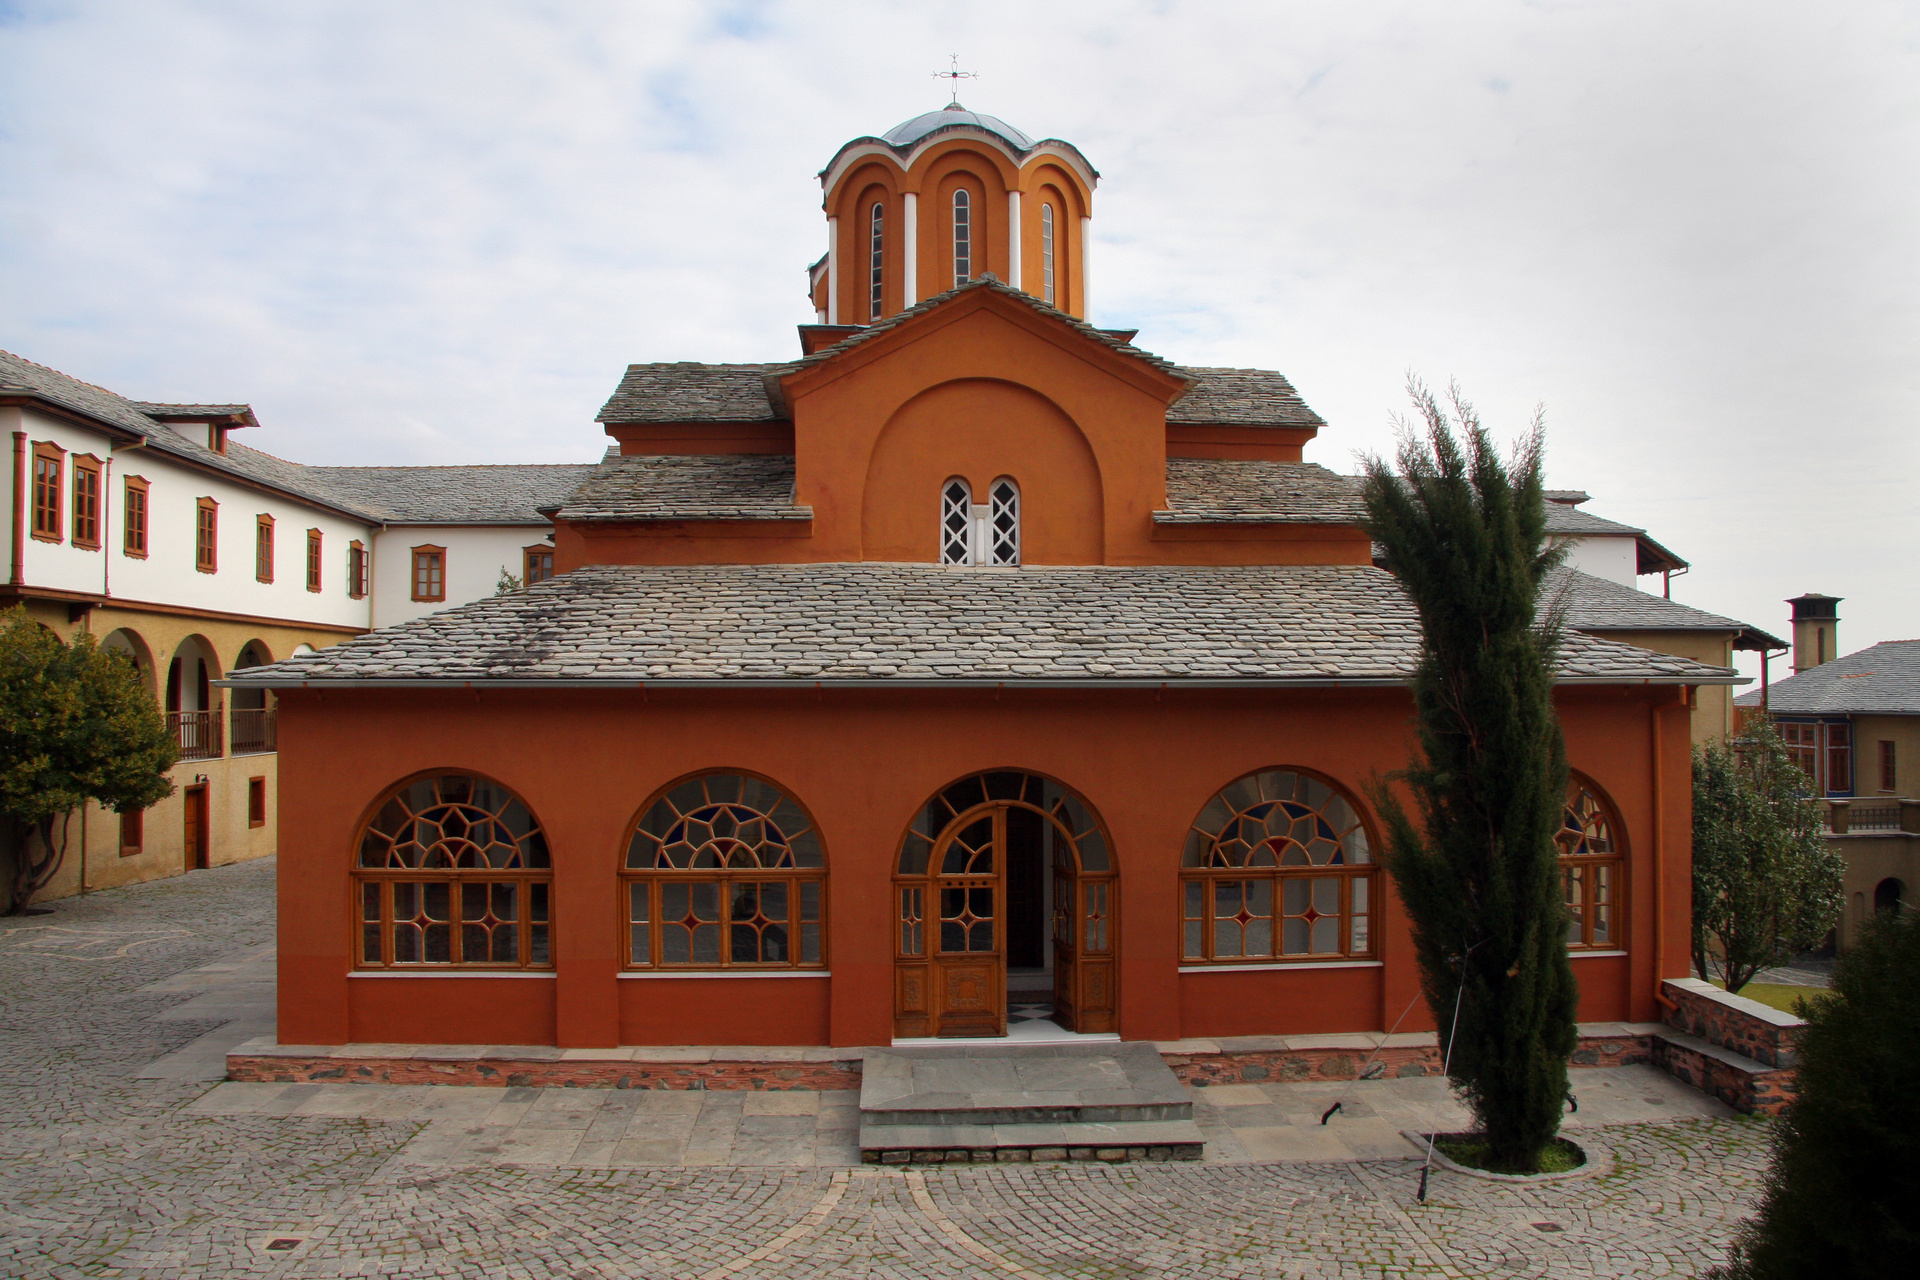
[220, 672, 1747, 691]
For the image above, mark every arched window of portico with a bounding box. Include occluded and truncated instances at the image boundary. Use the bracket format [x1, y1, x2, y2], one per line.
[1559, 774, 1626, 950]
[621, 771, 826, 970]
[354, 772, 552, 970]
[1181, 768, 1375, 963]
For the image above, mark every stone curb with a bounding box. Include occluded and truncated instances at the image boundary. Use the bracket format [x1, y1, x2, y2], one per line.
[1401, 1130, 1614, 1183]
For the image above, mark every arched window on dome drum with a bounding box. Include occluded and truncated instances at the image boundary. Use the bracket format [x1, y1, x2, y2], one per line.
[988, 478, 1019, 566]
[1180, 769, 1373, 963]
[1560, 778, 1624, 949]
[622, 772, 825, 970]
[952, 189, 971, 287]
[1041, 203, 1055, 304]
[354, 773, 551, 969]
[940, 478, 972, 565]
[869, 201, 885, 322]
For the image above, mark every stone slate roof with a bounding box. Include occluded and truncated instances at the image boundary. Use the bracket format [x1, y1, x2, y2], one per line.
[1542, 504, 1645, 536]
[1555, 569, 1758, 633]
[130, 401, 255, 421]
[555, 453, 809, 522]
[1734, 640, 1920, 714]
[306, 464, 597, 525]
[1167, 368, 1325, 428]
[1159, 460, 1362, 523]
[227, 562, 1737, 687]
[597, 363, 787, 424]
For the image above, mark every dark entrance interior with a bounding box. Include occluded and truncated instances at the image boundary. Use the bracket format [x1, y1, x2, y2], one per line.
[1005, 806, 1046, 972]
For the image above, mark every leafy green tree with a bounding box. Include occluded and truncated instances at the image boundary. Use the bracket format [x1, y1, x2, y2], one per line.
[0, 608, 177, 913]
[1360, 380, 1578, 1174]
[1711, 909, 1920, 1278]
[1692, 718, 1845, 992]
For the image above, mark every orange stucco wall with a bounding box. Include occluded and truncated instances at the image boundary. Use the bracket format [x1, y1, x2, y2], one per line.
[275, 683, 1692, 1048]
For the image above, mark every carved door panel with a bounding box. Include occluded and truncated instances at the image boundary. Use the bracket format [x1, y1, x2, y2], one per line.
[1073, 878, 1116, 1032]
[921, 811, 1005, 1037]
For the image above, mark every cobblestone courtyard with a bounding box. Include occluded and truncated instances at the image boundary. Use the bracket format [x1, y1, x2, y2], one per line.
[2, 859, 1770, 1278]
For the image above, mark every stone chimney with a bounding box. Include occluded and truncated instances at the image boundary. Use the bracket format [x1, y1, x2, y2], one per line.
[1788, 593, 1842, 673]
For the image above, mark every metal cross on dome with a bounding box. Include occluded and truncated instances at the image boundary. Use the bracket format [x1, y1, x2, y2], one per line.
[934, 55, 977, 106]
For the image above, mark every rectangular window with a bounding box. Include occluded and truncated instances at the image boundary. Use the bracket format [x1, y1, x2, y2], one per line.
[255, 514, 274, 583]
[305, 529, 322, 592]
[348, 540, 368, 598]
[1180, 871, 1373, 962]
[411, 545, 445, 603]
[119, 808, 144, 856]
[524, 546, 554, 585]
[1826, 722, 1852, 795]
[248, 777, 267, 828]
[1781, 722, 1821, 790]
[624, 877, 824, 968]
[123, 476, 149, 557]
[1881, 740, 1897, 793]
[358, 878, 551, 968]
[71, 456, 101, 549]
[194, 498, 217, 573]
[31, 442, 63, 541]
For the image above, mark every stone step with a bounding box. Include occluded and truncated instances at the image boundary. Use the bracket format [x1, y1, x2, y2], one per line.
[859, 1118, 1206, 1164]
[860, 1042, 1191, 1127]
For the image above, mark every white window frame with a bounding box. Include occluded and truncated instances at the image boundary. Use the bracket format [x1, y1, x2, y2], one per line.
[869, 201, 885, 321]
[1041, 203, 1055, 305]
[987, 478, 1020, 566]
[952, 189, 971, 288]
[940, 478, 973, 565]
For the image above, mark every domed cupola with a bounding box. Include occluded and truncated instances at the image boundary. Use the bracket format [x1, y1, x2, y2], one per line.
[810, 103, 1098, 326]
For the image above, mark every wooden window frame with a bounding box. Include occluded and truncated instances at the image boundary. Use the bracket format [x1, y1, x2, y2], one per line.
[1179, 768, 1377, 965]
[1825, 721, 1853, 796]
[348, 540, 368, 599]
[1781, 721, 1821, 789]
[411, 544, 446, 603]
[620, 771, 827, 971]
[255, 514, 274, 583]
[523, 544, 555, 586]
[354, 772, 553, 971]
[71, 454, 102, 550]
[123, 476, 149, 558]
[1560, 777, 1626, 951]
[305, 529, 322, 592]
[119, 807, 144, 857]
[248, 776, 267, 828]
[194, 497, 218, 573]
[31, 441, 64, 542]
[1881, 739, 1897, 794]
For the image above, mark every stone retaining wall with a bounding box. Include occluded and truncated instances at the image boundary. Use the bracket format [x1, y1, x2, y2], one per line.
[227, 1052, 861, 1091]
[1656, 978, 1807, 1116]
[1164, 1029, 1654, 1087]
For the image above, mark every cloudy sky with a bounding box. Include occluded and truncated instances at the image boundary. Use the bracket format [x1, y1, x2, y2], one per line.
[3, 1, 1915, 676]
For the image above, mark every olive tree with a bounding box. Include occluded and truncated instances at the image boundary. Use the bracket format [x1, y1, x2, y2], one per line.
[0, 608, 177, 913]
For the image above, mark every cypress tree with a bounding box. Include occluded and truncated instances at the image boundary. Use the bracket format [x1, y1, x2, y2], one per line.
[1360, 380, 1579, 1174]
[1712, 909, 1920, 1277]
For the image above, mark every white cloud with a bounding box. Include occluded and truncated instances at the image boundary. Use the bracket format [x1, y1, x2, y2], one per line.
[2, 0, 1916, 667]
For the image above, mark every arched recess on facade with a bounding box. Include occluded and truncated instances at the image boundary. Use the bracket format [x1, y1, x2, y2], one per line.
[1179, 766, 1377, 965]
[352, 769, 552, 970]
[165, 634, 222, 713]
[860, 378, 1104, 564]
[1021, 163, 1087, 310]
[619, 770, 826, 971]
[892, 768, 1116, 1038]
[99, 627, 156, 699]
[229, 639, 275, 752]
[1560, 771, 1628, 951]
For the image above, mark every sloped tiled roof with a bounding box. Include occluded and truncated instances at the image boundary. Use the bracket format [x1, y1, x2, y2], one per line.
[596, 364, 787, 424]
[1555, 570, 1748, 632]
[1734, 640, 1920, 714]
[1167, 368, 1325, 428]
[1158, 460, 1363, 523]
[555, 453, 809, 522]
[306, 464, 597, 524]
[227, 562, 1737, 687]
[130, 401, 255, 420]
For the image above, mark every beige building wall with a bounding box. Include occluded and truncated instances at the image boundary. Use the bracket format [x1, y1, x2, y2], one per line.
[1846, 713, 1920, 798]
[1584, 629, 1739, 746]
[14, 596, 354, 902]
[1832, 832, 1920, 951]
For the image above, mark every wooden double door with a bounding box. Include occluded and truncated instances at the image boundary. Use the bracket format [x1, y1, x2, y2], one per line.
[893, 771, 1116, 1038]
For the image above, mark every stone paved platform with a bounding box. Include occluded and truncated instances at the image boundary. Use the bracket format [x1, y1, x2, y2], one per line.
[1, 857, 1772, 1278]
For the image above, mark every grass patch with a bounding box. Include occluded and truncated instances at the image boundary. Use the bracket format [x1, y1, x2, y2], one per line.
[1433, 1134, 1585, 1174]
[1718, 981, 1833, 1015]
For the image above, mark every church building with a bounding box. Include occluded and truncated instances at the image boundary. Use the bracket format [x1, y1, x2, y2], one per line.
[235, 102, 1737, 1050]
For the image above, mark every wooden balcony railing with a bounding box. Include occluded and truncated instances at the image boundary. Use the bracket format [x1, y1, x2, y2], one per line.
[230, 708, 277, 756]
[168, 710, 222, 761]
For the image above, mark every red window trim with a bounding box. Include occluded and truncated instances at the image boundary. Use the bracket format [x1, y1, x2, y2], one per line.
[411, 544, 446, 603]
[31, 441, 64, 543]
[194, 497, 218, 573]
[123, 475, 149, 558]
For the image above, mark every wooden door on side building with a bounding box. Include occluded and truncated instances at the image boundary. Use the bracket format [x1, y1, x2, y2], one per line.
[183, 784, 210, 871]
